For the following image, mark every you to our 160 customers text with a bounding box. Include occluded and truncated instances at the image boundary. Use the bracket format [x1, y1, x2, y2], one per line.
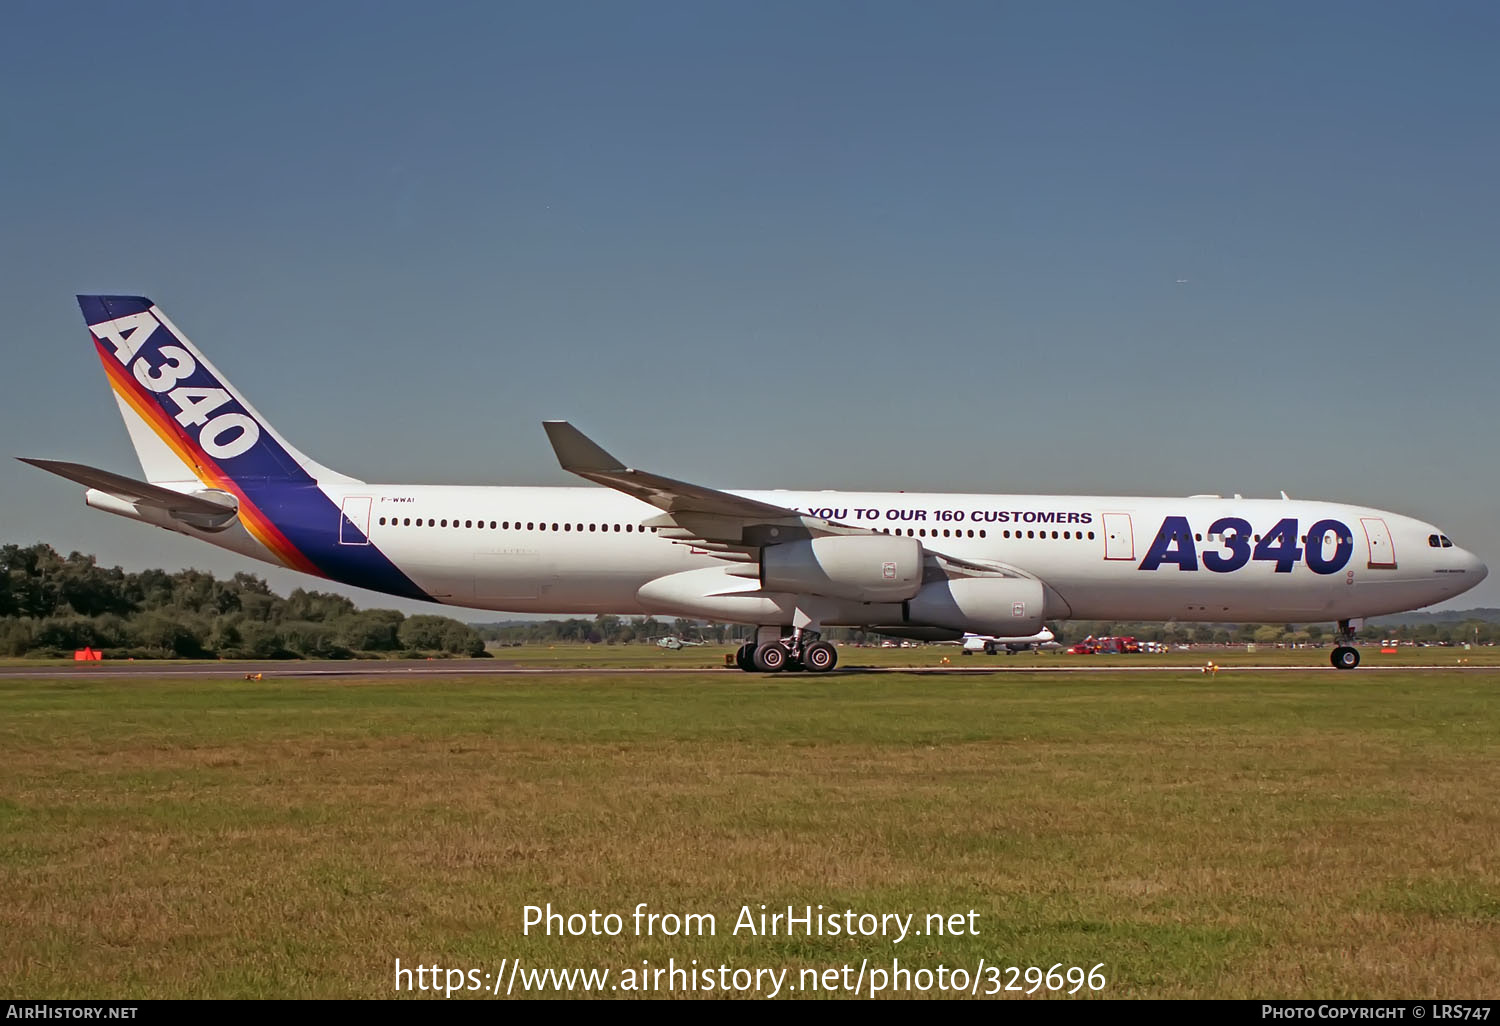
[395, 958, 1108, 997]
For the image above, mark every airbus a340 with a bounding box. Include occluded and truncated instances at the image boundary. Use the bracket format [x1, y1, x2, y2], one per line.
[23, 297, 1487, 672]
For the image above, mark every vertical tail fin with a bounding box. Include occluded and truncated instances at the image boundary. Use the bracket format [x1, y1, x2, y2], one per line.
[79, 295, 359, 487]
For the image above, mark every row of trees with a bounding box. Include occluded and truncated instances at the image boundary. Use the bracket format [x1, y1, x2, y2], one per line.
[7, 542, 1495, 659]
[473, 616, 755, 646]
[473, 618, 936, 647]
[0, 543, 486, 659]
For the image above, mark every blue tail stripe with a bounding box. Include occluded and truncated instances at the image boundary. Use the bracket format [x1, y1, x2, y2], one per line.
[245, 481, 434, 602]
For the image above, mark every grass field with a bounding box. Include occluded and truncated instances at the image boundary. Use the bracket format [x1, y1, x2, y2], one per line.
[2, 667, 1497, 998]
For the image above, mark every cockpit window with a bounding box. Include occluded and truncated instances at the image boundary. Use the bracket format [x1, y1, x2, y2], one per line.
[1429, 535, 1441, 547]
[1441, 535, 1453, 548]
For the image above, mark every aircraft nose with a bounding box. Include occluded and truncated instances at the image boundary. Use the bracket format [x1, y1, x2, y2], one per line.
[1466, 550, 1489, 584]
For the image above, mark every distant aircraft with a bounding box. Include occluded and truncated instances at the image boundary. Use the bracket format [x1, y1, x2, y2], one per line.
[960, 628, 1058, 655]
[1175, 278, 1189, 285]
[22, 296, 1488, 673]
[657, 636, 706, 649]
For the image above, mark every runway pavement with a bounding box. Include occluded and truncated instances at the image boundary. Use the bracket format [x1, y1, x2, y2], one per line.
[0, 659, 1491, 678]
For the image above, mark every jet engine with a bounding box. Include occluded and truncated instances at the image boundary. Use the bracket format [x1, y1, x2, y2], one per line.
[761, 535, 924, 602]
[903, 577, 1046, 635]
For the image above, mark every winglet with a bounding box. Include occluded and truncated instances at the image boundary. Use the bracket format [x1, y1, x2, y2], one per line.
[544, 421, 627, 474]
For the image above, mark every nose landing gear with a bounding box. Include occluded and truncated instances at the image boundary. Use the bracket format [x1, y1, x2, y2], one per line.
[1331, 619, 1361, 670]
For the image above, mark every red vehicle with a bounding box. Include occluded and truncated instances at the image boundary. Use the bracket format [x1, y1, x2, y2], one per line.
[1069, 635, 1140, 655]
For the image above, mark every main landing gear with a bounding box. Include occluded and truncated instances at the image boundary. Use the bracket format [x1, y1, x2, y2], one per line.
[734, 629, 839, 673]
[1331, 619, 1360, 670]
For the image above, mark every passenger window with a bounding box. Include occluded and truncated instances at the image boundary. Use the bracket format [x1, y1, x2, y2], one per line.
[466, 520, 473, 528]
[1087, 531, 1095, 540]
[625, 525, 633, 532]
[527, 522, 535, 530]
[563, 523, 571, 532]
[979, 530, 986, 538]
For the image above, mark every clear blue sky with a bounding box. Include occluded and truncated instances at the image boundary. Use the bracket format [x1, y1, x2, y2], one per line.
[3, 1, 1497, 615]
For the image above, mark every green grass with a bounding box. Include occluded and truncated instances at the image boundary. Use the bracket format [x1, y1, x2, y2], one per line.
[1, 670, 1497, 998]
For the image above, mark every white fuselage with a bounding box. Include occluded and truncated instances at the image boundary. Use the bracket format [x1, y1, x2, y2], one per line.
[180, 484, 1485, 625]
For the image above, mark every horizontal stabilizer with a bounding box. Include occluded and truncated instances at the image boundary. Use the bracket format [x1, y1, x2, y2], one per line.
[18, 458, 238, 516]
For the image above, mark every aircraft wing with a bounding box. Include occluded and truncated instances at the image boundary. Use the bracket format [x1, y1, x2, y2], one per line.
[544, 421, 872, 560]
[543, 422, 1035, 580]
[544, 421, 798, 522]
[18, 458, 238, 516]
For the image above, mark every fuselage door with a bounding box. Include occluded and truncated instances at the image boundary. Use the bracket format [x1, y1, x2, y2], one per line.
[1102, 513, 1135, 561]
[339, 496, 372, 546]
[1360, 517, 1397, 569]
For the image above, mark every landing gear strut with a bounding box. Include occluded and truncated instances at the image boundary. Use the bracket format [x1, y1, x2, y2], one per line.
[1331, 619, 1360, 670]
[737, 628, 838, 673]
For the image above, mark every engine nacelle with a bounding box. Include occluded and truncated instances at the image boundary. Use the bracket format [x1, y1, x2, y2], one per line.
[762, 535, 924, 602]
[904, 577, 1046, 635]
[637, 565, 904, 625]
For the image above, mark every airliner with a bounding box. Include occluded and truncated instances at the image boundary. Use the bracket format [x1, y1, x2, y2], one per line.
[960, 629, 1059, 655]
[22, 296, 1488, 673]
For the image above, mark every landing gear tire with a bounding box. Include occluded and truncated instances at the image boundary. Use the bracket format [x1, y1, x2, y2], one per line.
[983, 642, 997, 656]
[1332, 646, 1360, 670]
[752, 643, 788, 672]
[803, 640, 838, 673]
[735, 642, 755, 672]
